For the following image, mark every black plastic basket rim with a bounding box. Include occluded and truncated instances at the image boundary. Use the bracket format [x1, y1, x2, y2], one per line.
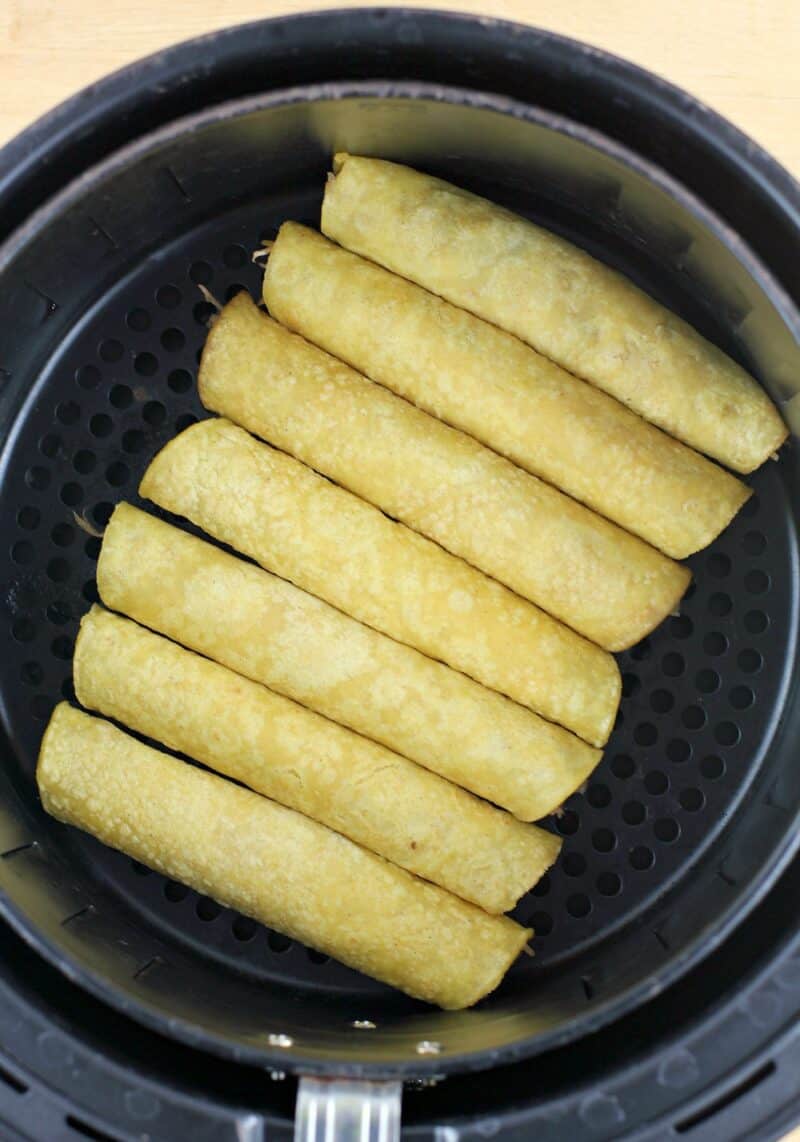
[1, 56, 800, 1076]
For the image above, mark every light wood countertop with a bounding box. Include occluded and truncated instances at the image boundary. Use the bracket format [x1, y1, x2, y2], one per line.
[1, 0, 799, 180]
[0, 2, 798, 1136]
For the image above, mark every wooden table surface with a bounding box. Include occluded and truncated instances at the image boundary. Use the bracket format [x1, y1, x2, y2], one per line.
[1, 0, 799, 1135]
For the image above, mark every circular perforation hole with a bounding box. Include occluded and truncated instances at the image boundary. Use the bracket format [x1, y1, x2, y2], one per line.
[591, 827, 617, 853]
[73, 449, 96, 475]
[168, 368, 192, 393]
[629, 845, 655, 871]
[196, 897, 222, 922]
[143, 400, 166, 427]
[17, 506, 40, 530]
[60, 482, 83, 507]
[650, 689, 674, 714]
[76, 363, 101, 389]
[47, 601, 72, 625]
[644, 770, 669, 795]
[90, 413, 113, 438]
[586, 783, 611, 808]
[268, 931, 291, 954]
[82, 578, 99, 604]
[51, 635, 73, 661]
[106, 461, 130, 487]
[92, 502, 114, 528]
[189, 261, 213, 285]
[160, 328, 186, 353]
[622, 801, 646, 826]
[126, 308, 151, 332]
[654, 818, 680, 844]
[738, 648, 763, 674]
[597, 872, 622, 896]
[707, 552, 731, 577]
[174, 412, 198, 433]
[745, 569, 770, 595]
[164, 881, 190, 903]
[634, 722, 658, 746]
[39, 433, 61, 458]
[156, 284, 182, 309]
[670, 615, 693, 640]
[555, 810, 579, 836]
[629, 638, 651, 661]
[729, 685, 754, 710]
[26, 466, 50, 491]
[621, 671, 639, 698]
[193, 300, 216, 326]
[696, 668, 720, 694]
[56, 400, 80, 426]
[134, 351, 158, 377]
[11, 541, 34, 565]
[703, 632, 728, 656]
[566, 893, 591, 918]
[682, 705, 707, 731]
[110, 384, 133, 409]
[232, 916, 258, 942]
[744, 610, 768, 635]
[715, 721, 742, 747]
[701, 756, 725, 781]
[680, 788, 705, 812]
[531, 874, 550, 897]
[666, 738, 691, 764]
[611, 754, 635, 780]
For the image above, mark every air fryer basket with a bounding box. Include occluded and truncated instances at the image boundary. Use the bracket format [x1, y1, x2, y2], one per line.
[1, 19, 800, 1084]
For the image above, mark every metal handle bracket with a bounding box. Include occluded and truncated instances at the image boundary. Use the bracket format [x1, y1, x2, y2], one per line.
[295, 1076, 402, 1142]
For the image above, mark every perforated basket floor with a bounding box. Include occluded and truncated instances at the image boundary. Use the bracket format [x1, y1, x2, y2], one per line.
[0, 192, 795, 1002]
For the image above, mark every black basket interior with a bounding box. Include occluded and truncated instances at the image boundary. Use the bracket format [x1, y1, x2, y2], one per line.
[0, 90, 799, 1074]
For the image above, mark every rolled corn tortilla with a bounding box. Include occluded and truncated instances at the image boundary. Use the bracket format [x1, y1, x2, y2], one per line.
[141, 418, 620, 746]
[198, 293, 690, 651]
[38, 704, 532, 1009]
[322, 155, 788, 474]
[264, 223, 750, 560]
[75, 606, 561, 912]
[97, 504, 601, 820]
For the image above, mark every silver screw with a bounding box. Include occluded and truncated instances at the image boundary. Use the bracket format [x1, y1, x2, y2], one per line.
[406, 1074, 444, 1089]
[416, 1040, 442, 1056]
[268, 1033, 294, 1048]
[352, 1020, 377, 1030]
